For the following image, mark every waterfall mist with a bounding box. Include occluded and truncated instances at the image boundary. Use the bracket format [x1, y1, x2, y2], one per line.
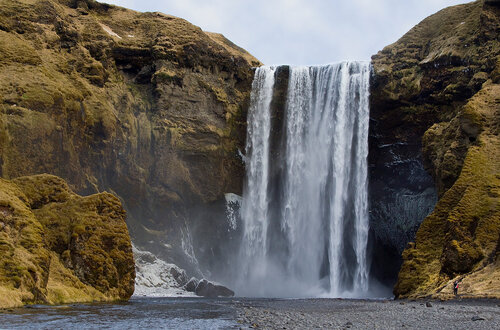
[234, 62, 372, 298]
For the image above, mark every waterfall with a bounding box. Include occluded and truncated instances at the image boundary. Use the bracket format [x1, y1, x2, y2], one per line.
[239, 66, 276, 287]
[237, 62, 371, 297]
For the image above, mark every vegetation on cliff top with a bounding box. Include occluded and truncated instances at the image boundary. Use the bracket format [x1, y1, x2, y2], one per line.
[0, 174, 134, 308]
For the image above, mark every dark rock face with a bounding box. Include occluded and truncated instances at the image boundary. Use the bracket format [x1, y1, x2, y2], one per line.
[485, 0, 500, 6]
[194, 279, 235, 298]
[184, 277, 199, 292]
[367, 126, 437, 287]
[370, 0, 495, 196]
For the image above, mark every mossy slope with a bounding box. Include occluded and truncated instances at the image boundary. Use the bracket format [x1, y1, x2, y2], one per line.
[395, 84, 499, 298]
[371, 0, 499, 298]
[0, 174, 134, 308]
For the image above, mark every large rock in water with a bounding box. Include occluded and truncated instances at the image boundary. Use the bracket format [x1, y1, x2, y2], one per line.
[0, 0, 259, 276]
[184, 277, 199, 292]
[0, 174, 135, 308]
[371, 0, 500, 298]
[194, 279, 235, 298]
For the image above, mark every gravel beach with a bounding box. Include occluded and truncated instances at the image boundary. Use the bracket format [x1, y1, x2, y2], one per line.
[235, 298, 500, 329]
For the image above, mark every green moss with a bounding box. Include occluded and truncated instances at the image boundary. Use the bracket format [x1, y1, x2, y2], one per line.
[154, 69, 182, 85]
[12, 175, 72, 208]
[197, 78, 234, 111]
[491, 57, 500, 83]
[20, 88, 57, 111]
[0, 175, 134, 308]
[461, 103, 483, 128]
[0, 31, 41, 66]
[395, 84, 500, 298]
[34, 191, 134, 297]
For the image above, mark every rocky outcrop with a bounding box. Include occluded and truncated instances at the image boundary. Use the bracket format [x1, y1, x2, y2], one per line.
[0, 0, 259, 275]
[370, 0, 499, 298]
[0, 174, 134, 308]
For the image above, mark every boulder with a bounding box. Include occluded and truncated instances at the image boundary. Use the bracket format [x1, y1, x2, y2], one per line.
[170, 267, 189, 287]
[194, 279, 235, 298]
[184, 277, 199, 292]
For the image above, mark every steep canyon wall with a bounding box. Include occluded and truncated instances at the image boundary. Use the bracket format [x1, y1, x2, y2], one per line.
[371, 0, 499, 298]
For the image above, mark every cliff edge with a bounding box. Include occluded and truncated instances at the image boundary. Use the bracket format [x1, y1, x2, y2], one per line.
[371, 0, 499, 298]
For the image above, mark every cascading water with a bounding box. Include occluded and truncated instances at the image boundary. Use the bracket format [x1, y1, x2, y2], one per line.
[236, 62, 371, 297]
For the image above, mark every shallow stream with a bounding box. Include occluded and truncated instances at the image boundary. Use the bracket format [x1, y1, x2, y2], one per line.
[1, 297, 499, 329]
[0, 297, 239, 329]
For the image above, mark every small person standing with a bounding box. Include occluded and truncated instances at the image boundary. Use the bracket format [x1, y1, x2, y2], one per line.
[453, 280, 459, 295]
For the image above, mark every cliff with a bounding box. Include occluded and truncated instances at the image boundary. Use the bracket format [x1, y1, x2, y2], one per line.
[371, 0, 499, 298]
[0, 174, 134, 308]
[0, 0, 259, 274]
[1, 0, 497, 301]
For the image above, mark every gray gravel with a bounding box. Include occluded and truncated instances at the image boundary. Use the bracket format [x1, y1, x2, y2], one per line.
[234, 298, 500, 329]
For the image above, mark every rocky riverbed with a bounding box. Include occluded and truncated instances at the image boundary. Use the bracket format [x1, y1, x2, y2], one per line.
[235, 298, 500, 329]
[1, 297, 499, 329]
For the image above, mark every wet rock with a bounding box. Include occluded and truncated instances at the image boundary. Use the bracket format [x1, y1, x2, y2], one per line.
[170, 267, 188, 286]
[426, 302, 433, 307]
[194, 279, 235, 298]
[184, 278, 199, 292]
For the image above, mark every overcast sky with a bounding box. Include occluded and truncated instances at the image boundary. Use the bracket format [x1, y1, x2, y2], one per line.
[103, 0, 472, 66]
